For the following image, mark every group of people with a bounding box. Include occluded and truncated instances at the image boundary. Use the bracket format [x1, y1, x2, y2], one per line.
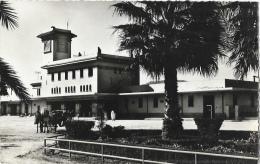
[34, 108, 51, 133]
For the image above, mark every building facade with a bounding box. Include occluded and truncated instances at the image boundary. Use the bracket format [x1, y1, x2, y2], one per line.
[1, 27, 258, 120]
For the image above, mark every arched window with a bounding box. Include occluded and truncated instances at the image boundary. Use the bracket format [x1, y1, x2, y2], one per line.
[83, 85, 85, 92]
[71, 86, 73, 93]
[51, 88, 53, 94]
[59, 87, 61, 94]
[89, 84, 92, 91]
[80, 85, 82, 92]
[68, 86, 70, 93]
[74, 86, 76, 93]
[86, 85, 88, 92]
[65, 87, 67, 93]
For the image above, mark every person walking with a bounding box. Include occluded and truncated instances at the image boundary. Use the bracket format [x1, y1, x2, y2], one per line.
[111, 110, 116, 121]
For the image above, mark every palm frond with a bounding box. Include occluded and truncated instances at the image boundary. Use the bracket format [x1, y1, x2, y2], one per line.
[111, 2, 149, 23]
[0, 1, 18, 30]
[223, 2, 258, 80]
[0, 57, 31, 104]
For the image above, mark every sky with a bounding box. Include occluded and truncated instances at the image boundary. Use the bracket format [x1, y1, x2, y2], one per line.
[0, 1, 258, 93]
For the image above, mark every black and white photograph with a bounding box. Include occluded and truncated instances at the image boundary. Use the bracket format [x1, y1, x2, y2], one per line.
[0, 1, 258, 163]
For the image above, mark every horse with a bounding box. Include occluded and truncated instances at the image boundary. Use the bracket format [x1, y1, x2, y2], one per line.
[41, 108, 50, 133]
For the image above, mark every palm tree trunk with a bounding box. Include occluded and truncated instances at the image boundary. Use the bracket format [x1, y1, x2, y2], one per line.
[162, 59, 183, 139]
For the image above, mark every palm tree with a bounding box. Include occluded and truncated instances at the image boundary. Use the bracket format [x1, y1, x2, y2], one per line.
[0, 1, 18, 30]
[221, 2, 258, 80]
[0, 1, 31, 113]
[111, 2, 224, 139]
[0, 58, 31, 104]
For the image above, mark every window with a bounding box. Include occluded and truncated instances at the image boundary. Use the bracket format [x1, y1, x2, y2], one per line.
[114, 68, 117, 74]
[68, 87, 70, 93]
[37, 89, 41, 96]
[58, 72, 61, 81]
[65, 87, 67, 93]
[88, 67, 93, 77]
[80, 69, 84, 78]
[86, 85, 88, 92]
[89, 84, 92, 91]
[83, 85, 85, 92]
[72, 70, 76, 79]
[54, 88, 56, 94]
[188, 95, 194, 107]
[153, 97, 158, 108]
[59, 87, 61, 94]
[51, 73, 54, 81]
[74, 86, 76, 93]
[138, 98, 143, 108]
[65, 71, 68, 80]
[71, 86, 73, 93]
[80, 85, 82, 92]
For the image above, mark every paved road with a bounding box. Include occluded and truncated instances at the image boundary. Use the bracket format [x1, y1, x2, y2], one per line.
[92, 118, 258, 131]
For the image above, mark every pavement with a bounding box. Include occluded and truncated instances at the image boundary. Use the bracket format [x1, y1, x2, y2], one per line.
[75, 117, 258, 131]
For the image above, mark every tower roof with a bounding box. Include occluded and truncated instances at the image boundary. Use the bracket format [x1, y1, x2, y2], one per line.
[37, 26, 77, 41]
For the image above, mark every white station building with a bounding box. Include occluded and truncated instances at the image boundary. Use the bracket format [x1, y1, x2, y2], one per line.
[1, 27, 258, 120]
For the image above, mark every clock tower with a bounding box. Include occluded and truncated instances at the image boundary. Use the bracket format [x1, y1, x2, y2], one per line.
[37, 26, 77, 65]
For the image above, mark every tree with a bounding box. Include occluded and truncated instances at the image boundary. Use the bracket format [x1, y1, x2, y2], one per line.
[221, 2, 258, 80]
[111, 2, 224, 139]
[0, 1, 31, 110]
[0, 1, 18, 30]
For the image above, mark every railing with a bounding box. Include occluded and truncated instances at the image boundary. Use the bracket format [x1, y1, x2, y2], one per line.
[44, 134, 258, 164]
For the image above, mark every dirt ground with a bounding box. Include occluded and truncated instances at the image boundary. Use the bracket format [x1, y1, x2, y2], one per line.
[0, 116, 74, 164]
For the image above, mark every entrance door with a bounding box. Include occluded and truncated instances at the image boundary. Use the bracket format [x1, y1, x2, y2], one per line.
[9, 104, 17, 115]
[79, 100, 92, 117]
[2, 105, 7, 115]
[65, 101, 76, 116]
[203, 95, 215, 118]
[25, 104, 29, 114]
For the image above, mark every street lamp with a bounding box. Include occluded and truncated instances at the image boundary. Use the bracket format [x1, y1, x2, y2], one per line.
[207, 105, 212, 119]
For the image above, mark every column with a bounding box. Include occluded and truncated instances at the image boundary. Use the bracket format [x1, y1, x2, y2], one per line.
[225, 106, 229, 119]
[235, 105, 239, 120]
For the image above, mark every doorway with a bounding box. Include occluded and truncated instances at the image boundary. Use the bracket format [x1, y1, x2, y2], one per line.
[203, 95, 215, 118]
[9, 104, 17, 115]
[79, 100, 92, 117]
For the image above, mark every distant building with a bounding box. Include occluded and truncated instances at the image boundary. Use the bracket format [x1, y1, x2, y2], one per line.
[0, 27, 258, 120]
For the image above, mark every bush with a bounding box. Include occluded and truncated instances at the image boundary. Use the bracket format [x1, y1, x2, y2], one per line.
[194, 118, 224, 140]
[65, 120, 95, 139]
[103, 125, 127, 138]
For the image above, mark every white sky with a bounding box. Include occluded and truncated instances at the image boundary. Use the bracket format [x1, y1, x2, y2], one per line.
[0, 1, 258, 93]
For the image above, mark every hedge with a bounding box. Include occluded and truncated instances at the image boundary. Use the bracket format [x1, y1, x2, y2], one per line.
[65, 120, 95, 139]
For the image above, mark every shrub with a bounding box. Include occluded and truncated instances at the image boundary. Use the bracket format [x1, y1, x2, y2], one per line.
[194, 118, 224, 140]
[65, 120, 95, 139]
[103, 125, 126, 138]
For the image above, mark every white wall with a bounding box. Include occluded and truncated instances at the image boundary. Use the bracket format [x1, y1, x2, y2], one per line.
[40, 67, 98, 98]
